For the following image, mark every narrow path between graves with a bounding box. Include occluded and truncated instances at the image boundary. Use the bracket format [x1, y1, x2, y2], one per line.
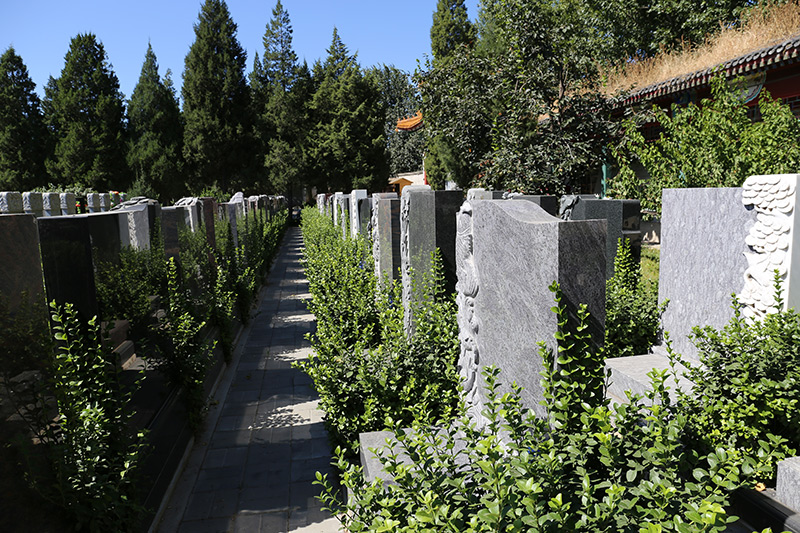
[157, 226, 339, 533]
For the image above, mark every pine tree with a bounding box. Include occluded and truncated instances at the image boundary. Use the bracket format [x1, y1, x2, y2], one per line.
[42, 33, 128, 191]
[182, 0, 252, 193]
[257, 0, 311, 199]
[430, 0, 475, 62]
[0, 47, 49, 190]
[309, 28, 388, 192]
[127, 44, 184, 203]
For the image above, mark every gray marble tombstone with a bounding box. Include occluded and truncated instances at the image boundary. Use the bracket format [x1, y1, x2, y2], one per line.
[0, 214, 45, 315]
[400, 186, 462, 291]
[118, 204, 151, 250]
[99, 193, 110, 212]
[456, 199, 606, 424]
[569, 198, 641, 279]
[175, 197, 202, 232]
[23, 192, 44, 217]
[60, 193, 76, 215]
[350, 189, 367, 237]
[42, 193, 60, 216]
[400, 186, 463, 332]
[372, 193, 400, 285]
[37, 215, 99, 323]
[115, 198, 161, 248]
[0, 192, 23, 214]
[86, 193, 101, 213]
[317, 193, 326, 213]
[160, 207, 186, 260]
[659, 188, 755, 361]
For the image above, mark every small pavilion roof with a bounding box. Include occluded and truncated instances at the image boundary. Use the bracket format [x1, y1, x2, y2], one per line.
[396, 111, 424, 132]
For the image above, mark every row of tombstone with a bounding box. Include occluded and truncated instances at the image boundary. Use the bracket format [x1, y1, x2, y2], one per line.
[331, 176, 800, 516]
[0, 191, 129, 217]
[317, 186, 641, 422]
[0, 192, 287, 328]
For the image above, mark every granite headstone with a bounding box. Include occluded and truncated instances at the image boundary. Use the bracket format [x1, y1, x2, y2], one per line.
[23, 192, 44, 217]
[456, 199, 606, 424]
[0, 214, 45, 315]
[38, 215, 99, 323]
[569, 198, 641, 279]
[0, 192, 23, 214]
[42, 192, 60, 216]
[371, 193, 400, 285]
[659, 188, 756, 361]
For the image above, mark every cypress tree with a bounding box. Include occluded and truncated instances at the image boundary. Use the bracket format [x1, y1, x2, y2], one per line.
[182, 0, 252, 193]
[0, 47, 49, 190]
[258, 0, 310, 199]
[127, 44, 184, 203]
[430, 0, 475, 62]
[309, 28, 388, 192]
[42, 33, 128, 191]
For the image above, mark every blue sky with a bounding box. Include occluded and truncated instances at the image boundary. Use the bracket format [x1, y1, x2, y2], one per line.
[1, 0, 480, 100]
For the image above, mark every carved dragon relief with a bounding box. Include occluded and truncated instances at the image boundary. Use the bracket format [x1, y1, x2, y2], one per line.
[400, 192, 413, 335]
[371, 197, 380, 278]
[741, 174, 796, 318]
[455, 201, 485, 427]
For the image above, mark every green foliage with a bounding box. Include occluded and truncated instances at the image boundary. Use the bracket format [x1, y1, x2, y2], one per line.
[252, 2, 313, 197]
[677, 273, 800, 482]
[95, 236, 167, 339]
[157, 258, 215, 432]
[419, 0, 615, 192]
[41, 302, 145, 530]
[605, 238, 666, 359]
[42, 33, 129, 192]
[127, 44, 184, 204]
[368, 65, 425, 176]
[182, 0, 254, 193]
[298, 208, 461, 457]
[308, 29, 388, 192]
[611, 75, 800, 216]
[585, 0, 756, 62]
[430, 0, 476, 62]
[319, 289, 758, 533]
[0, 46, 49, 190]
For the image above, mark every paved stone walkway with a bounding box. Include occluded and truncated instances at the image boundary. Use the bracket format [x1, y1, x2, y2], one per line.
[157, 226, 340, 533]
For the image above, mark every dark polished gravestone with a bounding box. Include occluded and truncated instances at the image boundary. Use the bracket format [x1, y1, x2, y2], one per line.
[86, 212, 125, 265]
[512, 195, 559, 217]
[358, 196, 372, 237]
[455, 199, 606, 425]
[37, 215, 99, 323]
[0, 214, 46, 315]
[160, 207, 186, 260]
[199, 197, 218, 251]
[569, 198, 641, 279]
[372, 193, 400, 285]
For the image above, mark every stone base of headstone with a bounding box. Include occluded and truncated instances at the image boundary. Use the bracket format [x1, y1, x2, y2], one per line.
[604, 348, 690, 405]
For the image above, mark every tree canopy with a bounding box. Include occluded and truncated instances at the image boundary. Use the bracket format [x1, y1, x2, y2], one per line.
[42, 33, 128, 192]
[182, 0, 253, 193]
[0, 47, 49, 191]
[127, 44, 184, 203]
[308, 28, 388, 192]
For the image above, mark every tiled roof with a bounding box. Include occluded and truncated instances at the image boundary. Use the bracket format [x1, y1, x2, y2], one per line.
[620, 34, 800, 106]
[396, 111, 423, 132]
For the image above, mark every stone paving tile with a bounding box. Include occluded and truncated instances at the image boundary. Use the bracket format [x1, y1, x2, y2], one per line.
[158, 227, 339, 533]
